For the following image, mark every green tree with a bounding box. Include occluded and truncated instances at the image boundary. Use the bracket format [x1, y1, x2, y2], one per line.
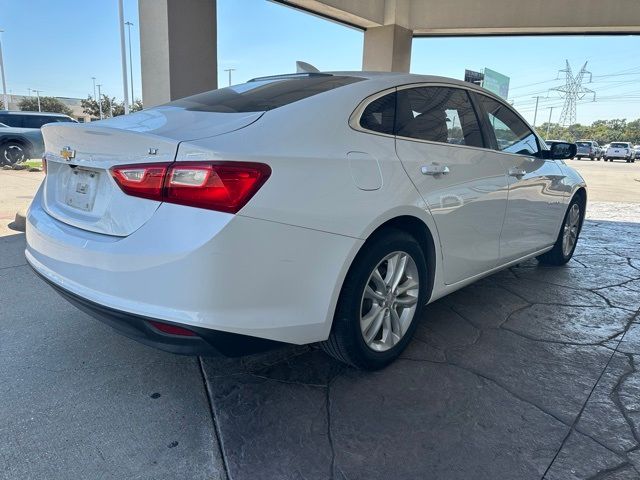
[81, 95, 141, 119]
[131, 99, 143, 112]
[18, 96, 73, 116]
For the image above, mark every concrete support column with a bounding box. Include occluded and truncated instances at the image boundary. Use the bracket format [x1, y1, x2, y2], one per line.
[362, 24, 412, 72]
[139, 0, 217, 107]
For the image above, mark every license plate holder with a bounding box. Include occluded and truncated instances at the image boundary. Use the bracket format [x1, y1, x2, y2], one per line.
[65, 168, 99, 212]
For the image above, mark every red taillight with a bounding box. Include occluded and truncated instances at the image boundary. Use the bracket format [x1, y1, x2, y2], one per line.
[111, 163, 170, 201]
[165, 162, 271, 213]
[42, 157, 47, 174]
[110, 161, 271, 213]
[148, 320, 197, 337]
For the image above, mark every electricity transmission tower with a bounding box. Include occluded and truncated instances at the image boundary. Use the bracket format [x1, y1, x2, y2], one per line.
[550, 61, 596, 126]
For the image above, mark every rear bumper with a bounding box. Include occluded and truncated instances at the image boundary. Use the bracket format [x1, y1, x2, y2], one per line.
[32, 265, 282, 357]
[26, 184, 361, 345]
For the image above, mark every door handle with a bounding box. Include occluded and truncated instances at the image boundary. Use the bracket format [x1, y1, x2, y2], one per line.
[421, 163, 450, 176]
[508, 167, 527, 178]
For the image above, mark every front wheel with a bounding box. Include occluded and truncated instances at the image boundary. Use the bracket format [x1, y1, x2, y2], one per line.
[537, 197, 583, 266]
[321, 229, 427, 370]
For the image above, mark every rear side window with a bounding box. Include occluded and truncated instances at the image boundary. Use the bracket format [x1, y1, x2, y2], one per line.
[0, 114, 21, 127]
[477, 94, 539, 156]
[359, 92, 396, 135]
[167, 75, 364, 113]
[394, 87, 484, 147]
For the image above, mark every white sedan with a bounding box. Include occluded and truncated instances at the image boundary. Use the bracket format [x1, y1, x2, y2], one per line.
[25, 72, 585, 369]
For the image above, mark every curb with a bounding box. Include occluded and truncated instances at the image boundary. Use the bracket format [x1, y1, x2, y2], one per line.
[12, 208, 27, 232]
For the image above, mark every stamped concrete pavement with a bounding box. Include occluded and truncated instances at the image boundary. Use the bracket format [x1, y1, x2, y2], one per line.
[1, 201, 640, 479]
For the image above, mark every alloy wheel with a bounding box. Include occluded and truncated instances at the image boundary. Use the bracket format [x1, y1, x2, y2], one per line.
[3, 144, 26, 165]
[360, 251, 420, 352]
[562, 203, 581, 257]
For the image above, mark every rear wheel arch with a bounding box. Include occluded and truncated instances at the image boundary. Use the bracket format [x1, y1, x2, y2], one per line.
[351, 215, 437, 306]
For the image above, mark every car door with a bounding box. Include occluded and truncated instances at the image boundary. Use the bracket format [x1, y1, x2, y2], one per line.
[393, 85, 509, 285]
[473, 93, 566, 262]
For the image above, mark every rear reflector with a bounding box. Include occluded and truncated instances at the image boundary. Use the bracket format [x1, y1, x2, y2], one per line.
[111, 161, 271, 213]
[148, 320, 197, 337]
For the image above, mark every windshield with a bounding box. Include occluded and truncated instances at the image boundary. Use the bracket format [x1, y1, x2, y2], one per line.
[576, 142, 590, 147]
[166, 75, 364, 113]
[611, 142, 628, 148]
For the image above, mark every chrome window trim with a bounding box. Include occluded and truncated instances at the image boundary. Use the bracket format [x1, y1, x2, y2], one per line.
[348, 81, 520, 155]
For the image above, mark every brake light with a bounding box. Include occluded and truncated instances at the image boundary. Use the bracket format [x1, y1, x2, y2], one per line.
[42, 156, 47, 174]
[165, 162, 271, 213]
[110, 161, 271, 213]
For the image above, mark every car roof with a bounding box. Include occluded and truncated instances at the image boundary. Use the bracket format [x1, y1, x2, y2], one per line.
[250, 71, 507, 102]
[0, 110, 70, 117]
[330, 70, 501, 93]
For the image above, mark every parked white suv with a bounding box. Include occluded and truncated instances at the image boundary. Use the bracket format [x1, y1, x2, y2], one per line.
[604, 142, 635, 162]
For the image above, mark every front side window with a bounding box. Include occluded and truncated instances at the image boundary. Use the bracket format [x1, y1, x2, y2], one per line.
[394, 87, 484, 147]
[477, 94, 539, 156]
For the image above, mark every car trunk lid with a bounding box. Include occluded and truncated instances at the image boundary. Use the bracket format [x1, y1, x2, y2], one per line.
[40, 108, 263, 236]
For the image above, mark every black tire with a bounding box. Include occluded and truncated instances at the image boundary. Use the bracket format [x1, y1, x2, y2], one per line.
[320, 229, 428, 370]
[590, 156, 595, 161]
[537, 195, 584, 266]
[0, 141, 29, 166]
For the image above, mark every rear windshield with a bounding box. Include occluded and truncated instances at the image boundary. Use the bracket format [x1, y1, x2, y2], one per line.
[576, 142, 590, 147]
[167, 75, 364, 113]
[611, 142, 628, 148]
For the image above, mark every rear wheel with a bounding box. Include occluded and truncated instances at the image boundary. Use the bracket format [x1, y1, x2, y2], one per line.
[1, 141, 29, 166]
[537, 197, 583, 266]
[321, 229, 427, 370]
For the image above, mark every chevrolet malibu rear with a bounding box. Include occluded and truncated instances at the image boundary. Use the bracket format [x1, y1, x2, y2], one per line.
[26, 73, 424, 369]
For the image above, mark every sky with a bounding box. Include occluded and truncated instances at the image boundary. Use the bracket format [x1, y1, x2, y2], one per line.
[1, 0, 640, 125]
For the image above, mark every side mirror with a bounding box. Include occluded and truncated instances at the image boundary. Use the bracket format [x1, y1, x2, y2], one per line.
[546, 142, 576, 160]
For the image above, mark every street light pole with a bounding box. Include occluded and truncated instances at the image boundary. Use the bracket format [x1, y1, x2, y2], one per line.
[33, 89, 42, 112]
[546, 107, 554, 138]
[532, 96, 543, 127]
[91, 77, 96, 100]
[97, 84, 103, 119]
[224, 68, 236, 86]
[0, 30, 9, 110]
[125, 21, 134, 105]
[117, 0, 130, 114]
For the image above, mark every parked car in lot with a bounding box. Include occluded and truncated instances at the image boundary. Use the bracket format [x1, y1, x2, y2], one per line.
[575, 140, 602, 160]
[0, 123, 45, 165]
[604, 142, 636, 162]
[25, 72, 585, 369]
[634, 145, 640, 158]
[0, 111, 76, 165]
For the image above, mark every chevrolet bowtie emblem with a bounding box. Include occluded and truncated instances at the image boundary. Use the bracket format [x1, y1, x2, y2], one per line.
[60, 146, 76, 161]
